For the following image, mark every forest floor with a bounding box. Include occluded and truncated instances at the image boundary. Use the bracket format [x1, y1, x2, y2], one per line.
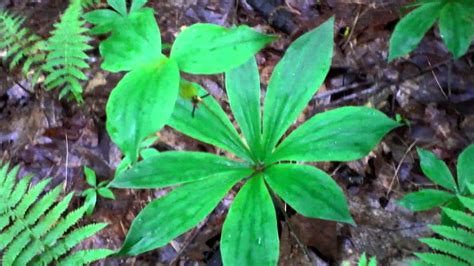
[1, 0, 474, 265]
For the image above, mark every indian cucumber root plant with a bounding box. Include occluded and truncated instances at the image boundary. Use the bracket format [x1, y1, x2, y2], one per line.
[110, 17, 400, 264]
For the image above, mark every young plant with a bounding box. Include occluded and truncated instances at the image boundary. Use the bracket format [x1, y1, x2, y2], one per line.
[84, 0, 275, 165]
[0, 161, 113, 265]
[412, 189, 474, 266]
[81, 166, 115, 215]
[389, 0, 474, 60]
[110, 17, 399, 265]
[398, 144, 474, 221]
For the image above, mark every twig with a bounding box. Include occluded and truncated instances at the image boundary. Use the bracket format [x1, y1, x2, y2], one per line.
[386, 140, 418, 197]
[169, 216, 211, 266]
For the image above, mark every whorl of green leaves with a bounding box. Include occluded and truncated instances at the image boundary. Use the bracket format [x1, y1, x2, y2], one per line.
[0, 161, 113, 265]
[413, 195, 474, 266]
[0, 11, 45, 83]
[43, 0, 92, 102]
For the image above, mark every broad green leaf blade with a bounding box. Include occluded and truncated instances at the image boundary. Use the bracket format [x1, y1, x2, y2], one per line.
[111, 151, 252, 188]
[168, 80, 252, 162]
[265, 164, 354, 224]
[417, 148, 458, 192]
[107, 0, 127, 16]
[83, 9, 122, 35]
[388, 2, 443, 61]
[99, 8, 162, 72]
[262, 17, 334, 156]
[225, 57, 262, 160]
[170, 24, 275, 74]
[117, 170, 249, 256]
[84, 166, 96, 187]
[106, 57, 179, 162]
[221, 174, 278, 266]
[439, 2, 474, 58]
[270, 107, 399, 163]
[97, 188, 115, 200]
[457, 144, 474, 194]
[398, 189, 455, 211]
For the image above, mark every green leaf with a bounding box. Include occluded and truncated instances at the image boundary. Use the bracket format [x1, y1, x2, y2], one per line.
[170, 24, 275, 74]
[111, 151, 251, 188]
[84, 166, 96, 187]
[106, 57, 179, 162]
[270, 107, 399, 163]
[457, 144, 474, 194]
[130, 0, 148, 13]
[84, 192, 97, 216]
[117, 170, 249, 256]
[226, 57, 263, 161]
[388, 2, 443, 61]
[97, 188, 115, 200]
[83, 9, 122, 35]
[262, 17, 334, 156]
[99, 9, 162, 72]
[221, 174, 279, 266]
[398, 189, 455, 211]
[168, 80, 252, 162]
[265, 164, 354, 224]
[139, 148, 160, 159]
[107, 0, 127, 16]
[439, 2, 474, 58]
[417, 148, 458, 192]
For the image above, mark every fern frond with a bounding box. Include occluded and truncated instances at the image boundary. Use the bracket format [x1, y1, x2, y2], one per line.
[413, 193, 474, 266]
[0, 161, 112, 265]
[0, 11, 45, 83]
[43, 0, 92, 102]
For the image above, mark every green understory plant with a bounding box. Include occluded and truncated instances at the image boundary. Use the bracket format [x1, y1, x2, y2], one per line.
[0, 0, 93, 102]
[84, 0, 275, 166]
[398, 144, 474, 224]
[81, 166, 115, 215]
[109, 17, 399, 265]
[389, 0, 474, 60]
[0, 161, 113, 265]
[0, 11, 45, 84]
[411, 188, 474, 266]
[342, 253, 377, 266]
[43, 0, 92, 102]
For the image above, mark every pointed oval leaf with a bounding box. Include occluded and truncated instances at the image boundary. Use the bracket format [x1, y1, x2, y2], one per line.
[417, 148, 458, 192]
[398, 189, 455, 211]
[265, 164, 354, 224]
[170, 24, 275, 74]
[107, 0, 127, 16]
[168, 80, 252, 162]
[99, 9, 161, 72]
[111, 151, 251, 188]
[106, 57, 179, 162]
[262, 17, 334, 156]
[97, 188, 115, 200]
[457, 144, 474, 194]
[388, 2, 443, 61]
[225, 57, 263, 161]
[439, 2, 474, 58]
[221, 174, 279, 266]
[84, 166, 96, 187]
[117, 170, 249, 256]
[130, 0, 148, 13]
[271, 107, 399, 163]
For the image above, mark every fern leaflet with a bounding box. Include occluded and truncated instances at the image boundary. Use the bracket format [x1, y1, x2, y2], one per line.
[0, 161, 113, 265]
[43, 0, 92, 102]
[414, 195, 474, 265]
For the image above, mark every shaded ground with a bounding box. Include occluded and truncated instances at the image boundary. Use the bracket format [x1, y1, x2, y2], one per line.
[1, 0, 474, 265]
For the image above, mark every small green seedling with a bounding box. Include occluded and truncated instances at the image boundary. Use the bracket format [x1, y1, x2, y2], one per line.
[389, 0, 474, 60]
[82, 166, 115, 215]
[398, 144, 474, 224]
[342, 253, 377, 266]
[109, 17, 399, 265]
